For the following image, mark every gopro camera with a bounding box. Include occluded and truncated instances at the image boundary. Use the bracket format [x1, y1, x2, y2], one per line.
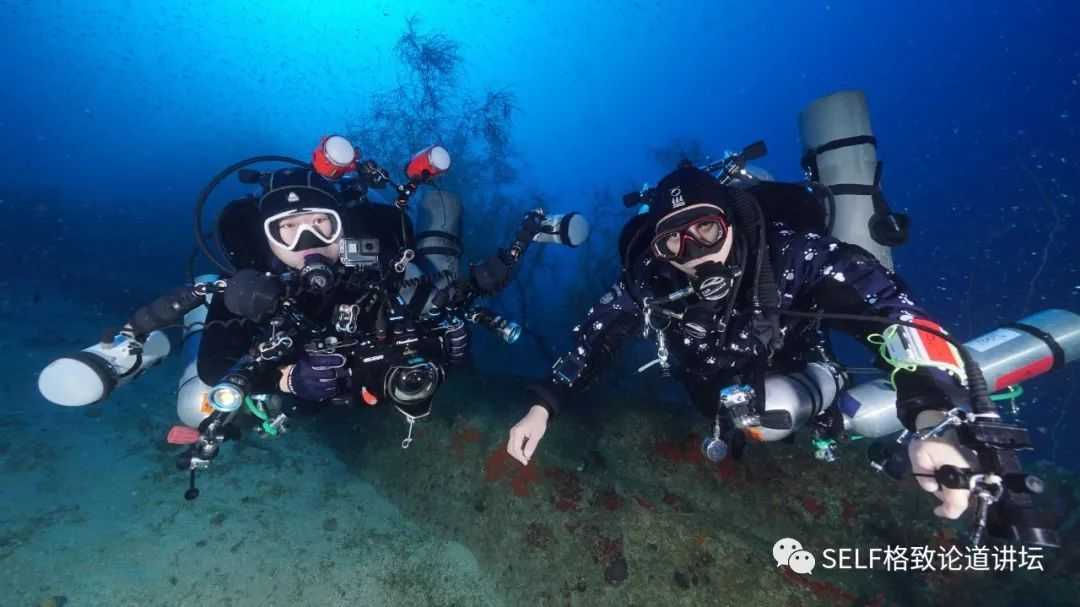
[341, 237, 381, 270]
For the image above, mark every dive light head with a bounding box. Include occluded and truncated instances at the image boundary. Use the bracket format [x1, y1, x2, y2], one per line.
[312, 135, 358, 181]
[209, 360, 258, 413]
[532, 212, 591, 248]
[469, 308, 521, 344]
[208, 381, 245, 413]
[497, 320, 522, 344]
[406, 145, 451, 182]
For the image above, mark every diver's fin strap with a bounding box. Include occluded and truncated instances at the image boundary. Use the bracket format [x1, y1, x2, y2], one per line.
[1004, 323, 1065, 371]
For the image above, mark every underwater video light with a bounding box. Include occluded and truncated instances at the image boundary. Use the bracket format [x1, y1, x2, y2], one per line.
[406, 145, 451, 181]
[532, 213, 590, 247]
[208, 381, 245, 412]
[312, 135, 358, 181]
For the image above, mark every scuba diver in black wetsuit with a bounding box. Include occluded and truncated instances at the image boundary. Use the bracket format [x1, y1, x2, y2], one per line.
[38, 135, 591, 499]
[506, 162, 975, 501]
[194, 168, 364, 412]
[506, 92, 1078, 547]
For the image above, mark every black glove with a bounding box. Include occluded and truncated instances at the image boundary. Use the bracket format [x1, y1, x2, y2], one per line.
[893, 369, 954, 431]
[285, 353, 347, 402]
[470, 254, 513, 295]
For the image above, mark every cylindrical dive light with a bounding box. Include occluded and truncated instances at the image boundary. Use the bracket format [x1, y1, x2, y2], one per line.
[406, 145, 451, 182]
[312, 135, 358, 181]
[208, 369, 253, 413]
[38, 331, 172, 407]
[470, 308, 521, 344]
[842, 309, 1080, 438]
[532, 212, 591, 247]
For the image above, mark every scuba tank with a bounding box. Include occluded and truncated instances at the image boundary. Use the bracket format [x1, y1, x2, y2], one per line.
[842, 309, 1080, 438]
[748, 362, 848, 443]
[175, 274, 216, 428]
[402, 190, 463, 316]
[38, 330, 171, 407]
[721, 309, 1080, 444]
[799, 90, 909, 269]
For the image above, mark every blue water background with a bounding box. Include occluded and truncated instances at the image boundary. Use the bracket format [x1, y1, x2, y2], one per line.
[2, 1, 1078, 467]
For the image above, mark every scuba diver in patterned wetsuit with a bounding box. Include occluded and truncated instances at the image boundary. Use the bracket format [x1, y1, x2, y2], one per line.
[506, 164, 978, 521]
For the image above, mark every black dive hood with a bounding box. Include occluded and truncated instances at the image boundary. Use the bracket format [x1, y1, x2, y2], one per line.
[193, 155, 309, 277]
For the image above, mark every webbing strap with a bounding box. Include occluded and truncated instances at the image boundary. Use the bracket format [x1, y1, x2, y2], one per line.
[1004, 323, 1065, 371]
[801, 135, 878, 171]
[416, 230, 461, 245]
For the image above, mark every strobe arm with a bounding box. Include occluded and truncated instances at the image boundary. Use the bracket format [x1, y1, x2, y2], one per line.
[466, 210, 546, 296]
[125, 279, 226, 339]
[504, 209, 546, 264]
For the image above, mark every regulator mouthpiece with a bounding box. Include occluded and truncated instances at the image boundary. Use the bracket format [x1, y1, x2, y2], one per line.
[300, 254, 335, 294]
[406, 145, 451, 181]
[312, 135, 357, 180]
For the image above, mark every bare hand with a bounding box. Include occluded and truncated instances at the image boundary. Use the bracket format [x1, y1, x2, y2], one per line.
[507, 405, 549, 466]
[909, 411, 980, 519]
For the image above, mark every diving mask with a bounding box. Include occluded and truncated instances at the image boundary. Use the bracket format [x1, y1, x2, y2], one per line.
[263, 208, 343, 252]
[650, 205, 730, 262]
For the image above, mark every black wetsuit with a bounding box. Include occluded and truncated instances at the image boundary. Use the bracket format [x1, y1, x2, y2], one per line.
[196, 270, 366, 402]
[196, 201, 417, 403]
[529, 221, 956, 431]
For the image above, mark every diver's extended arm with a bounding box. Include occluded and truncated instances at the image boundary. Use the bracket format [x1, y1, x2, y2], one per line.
[528, 279, 643, 417]
[782, 231, 960, 429]
[507, 279, 642, 466]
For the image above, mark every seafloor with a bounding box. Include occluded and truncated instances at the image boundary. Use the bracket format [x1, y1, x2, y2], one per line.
[4, 295, 1079, 607]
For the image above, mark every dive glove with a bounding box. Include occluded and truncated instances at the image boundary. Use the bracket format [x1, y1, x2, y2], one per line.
[285, 353, 347, 402]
